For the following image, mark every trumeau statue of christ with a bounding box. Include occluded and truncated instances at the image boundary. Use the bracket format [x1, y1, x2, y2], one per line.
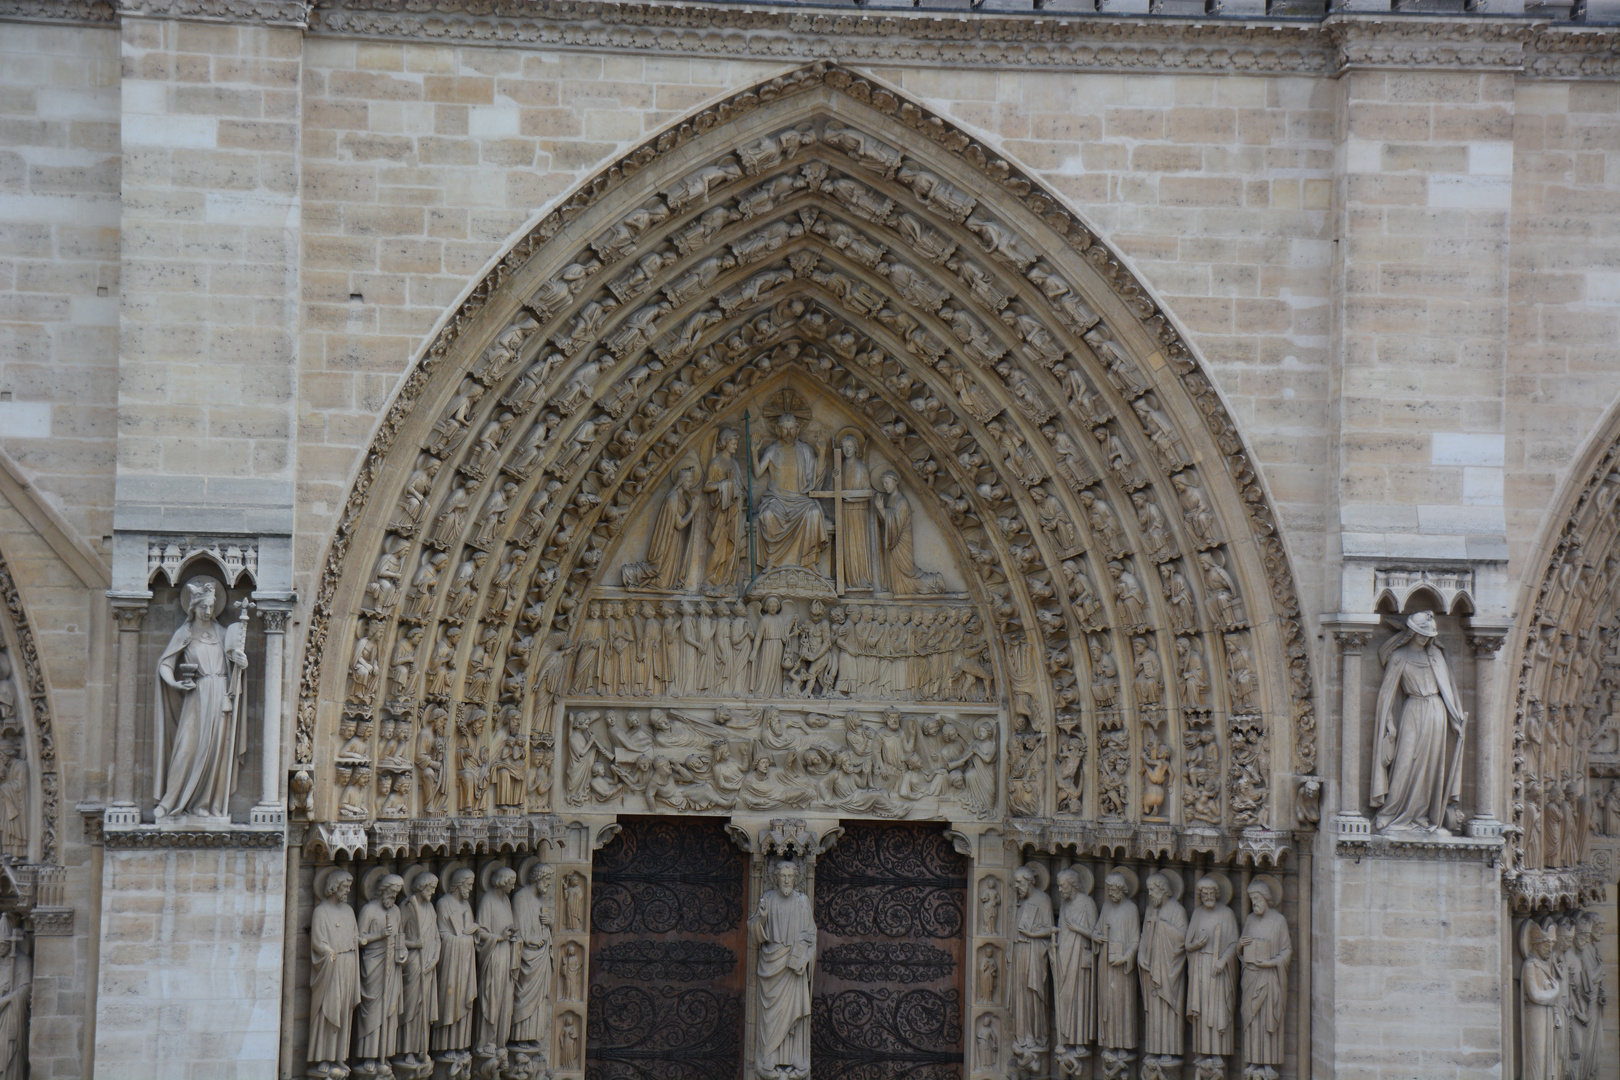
[753, 393, 828, 571]
[750, 860, 815, 1080]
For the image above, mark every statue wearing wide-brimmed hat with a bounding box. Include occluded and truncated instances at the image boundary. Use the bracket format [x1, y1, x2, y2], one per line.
[1370, 610, 1469, 835]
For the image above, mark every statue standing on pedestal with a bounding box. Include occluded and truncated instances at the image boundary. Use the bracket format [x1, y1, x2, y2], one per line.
[1054, 866, 1097, 1072]
[354, 871, 406, 1074]
[750, 859, 815, 1080]
[153, 578, 249, 820]
[1520, 918, 1562, 1080]
[1239, 876, 1291, 1080]
[1184, 874, 1238, 1074]
[1138, 872, 1188, 1075]
[509, 861, 554, 1065]
[308, 868, 360, 1078]
[397, 869, 440, 1074]
[1010, 863, 1056, 1072]
[1370, 610, 1468, 835]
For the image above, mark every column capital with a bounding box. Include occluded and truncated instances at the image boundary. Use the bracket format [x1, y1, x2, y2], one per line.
[109, 603, 147, 633]
[259, 609, 291, 634]
[1322, 613, 1384, 654]
[1464, 618, 1513, 658]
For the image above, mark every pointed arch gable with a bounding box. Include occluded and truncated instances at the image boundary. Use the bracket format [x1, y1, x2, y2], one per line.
[296, 62, 1316, 845]
[1507, 400, 1620, 912]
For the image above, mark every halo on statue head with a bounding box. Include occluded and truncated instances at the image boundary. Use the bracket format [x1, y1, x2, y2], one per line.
[313, 866, 353, 902]
[1248, 873, 1283, 908]
[1519, 917, 1544, 960]
[1104, 865, 1139, 899]
[833, 427, 866, 457]
[1146, 869, 1184, 902]
[400, 862, 435, 899]
[1194, 871, 1233, 907]
[441, 858, 473, 893]
[1057, 863, 1093, 897]
[518, 855, 548, 888]
[762, 388, 812, 428]
[177, 573, 229, 620]
[1020, 861, 1050, 893]
[360, 865, 391, 903]
[479, 859, 517, 895]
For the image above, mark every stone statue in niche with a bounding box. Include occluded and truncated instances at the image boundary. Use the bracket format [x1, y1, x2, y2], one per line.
[398, 869, 440, 1075]
[354, 870, 406, 1075]
[1054, 866, 1097, 1074]
[1239, 875, 1291, 1080]
[153, 578, 250, 822]
[308, 868, 360, 1078]
[1010, 863, 1057, 1073]
[976, 1014, 999, 1071]
[751, 859, 815, 1080]
[562, 872, 586, 933]
[474, 865, 520, 1075]
[977, 944, 1000, 1002]
[1097, 869, 1141, 1068]
[622, 465, 699, 591]
[753, 394, 830, 572]
[558, 1012, 581, 1070]
[1370, 611, 1468, 835]
[876, 471, 943, 595]
[1139, 872, 1188, 1075]
[432, 867, 479, 1071]
[704, 428, 746, 591]
[1185, 874, 1238, 1075]
[560, 941, 584, 1002]
[979, 876, 1002, 935]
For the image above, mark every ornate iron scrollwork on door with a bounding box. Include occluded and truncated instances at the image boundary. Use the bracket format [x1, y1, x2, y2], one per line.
[812, 823, 968, 1080]
[587, 818, 747, 1080]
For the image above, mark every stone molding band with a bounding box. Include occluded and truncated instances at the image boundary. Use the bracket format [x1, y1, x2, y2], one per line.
[5, 1, 1620, 78]
[101, 826, 286, 850]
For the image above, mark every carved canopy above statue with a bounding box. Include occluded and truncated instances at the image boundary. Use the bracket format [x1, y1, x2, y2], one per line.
[296, 63, 1315, 855]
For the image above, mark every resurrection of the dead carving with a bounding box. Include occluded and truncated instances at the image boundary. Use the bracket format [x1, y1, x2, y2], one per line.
[286, 65, 1321, 1080]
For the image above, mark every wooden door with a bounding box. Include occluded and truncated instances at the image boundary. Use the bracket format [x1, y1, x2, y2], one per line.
[811, 822, 969, 1080]
[587, 817, 748, 1080]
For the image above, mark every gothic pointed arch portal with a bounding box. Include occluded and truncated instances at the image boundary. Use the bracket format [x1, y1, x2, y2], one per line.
[294, 63, 1316, 1079]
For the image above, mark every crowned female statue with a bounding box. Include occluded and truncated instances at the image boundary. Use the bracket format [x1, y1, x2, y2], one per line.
[153, 578, 249, 821]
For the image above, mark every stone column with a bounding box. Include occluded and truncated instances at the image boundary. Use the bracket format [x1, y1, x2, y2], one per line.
[1466, 623, 1510, 839]
[106, 600, 147, 827]
[251, 605, 290, 826]
[1326, 620, 1378, 837]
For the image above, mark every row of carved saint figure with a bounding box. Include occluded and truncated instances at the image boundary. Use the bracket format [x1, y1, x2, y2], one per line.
[306, 860, 568, 1080]
[1519, 911, 1608, 1080]
[569, 596, 994, 702]
[998, 864, 1291, 1080]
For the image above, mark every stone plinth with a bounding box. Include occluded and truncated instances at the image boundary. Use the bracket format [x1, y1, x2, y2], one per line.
[93, 837, 285, 1079]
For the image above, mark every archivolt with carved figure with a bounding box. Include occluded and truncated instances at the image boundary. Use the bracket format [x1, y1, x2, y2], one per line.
[293, 64, 1316, 1079]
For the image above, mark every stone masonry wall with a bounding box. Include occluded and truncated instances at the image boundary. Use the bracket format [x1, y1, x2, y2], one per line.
[93, 846, 285, 1080]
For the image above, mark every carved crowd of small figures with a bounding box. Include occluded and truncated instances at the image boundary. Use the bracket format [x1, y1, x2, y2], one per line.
[326, 112, 1283, 832]
[1518, 911, 1608, 1080]
[306, 858, 571, 1080]
[986, 863, 1292, 1080]
[569, 595, 993, 703]
[564, 704, 1002, 820]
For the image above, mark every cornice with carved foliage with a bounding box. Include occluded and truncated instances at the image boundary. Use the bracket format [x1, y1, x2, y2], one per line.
[5, 0, 1618, 80]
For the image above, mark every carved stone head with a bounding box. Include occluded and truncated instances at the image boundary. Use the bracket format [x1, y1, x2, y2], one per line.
[773, 860, 799, 896]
